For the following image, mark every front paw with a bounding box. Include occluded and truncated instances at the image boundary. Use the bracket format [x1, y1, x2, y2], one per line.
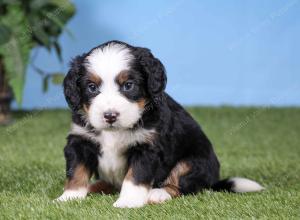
[54, 188, 88, 202]
[147, 188, 172, 204]
[113, 196, 147, 208]
[113, 180, 149, 208]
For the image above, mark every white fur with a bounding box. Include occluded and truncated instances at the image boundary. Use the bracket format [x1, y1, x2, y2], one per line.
[55, 187, 88, 201]
[85, 42, 141, 130]
[70, 123, 155, 188]
[113, 180, 149, 208]
[97, 129, 154, 188]
[86, 43, 133, 79]
[147, 188, 172, 204]
[88, 91, 141, 130]
[70, 42, 151, 187]
[70, 123, 91, 136]
[230, 177, 265, 193]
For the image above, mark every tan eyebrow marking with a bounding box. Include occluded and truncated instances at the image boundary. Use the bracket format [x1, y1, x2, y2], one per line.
[88, 72, 102, 85]
[116, 70, 129, 85]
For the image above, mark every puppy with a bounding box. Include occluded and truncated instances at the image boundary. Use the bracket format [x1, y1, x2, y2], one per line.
[56, 41, 264, 208]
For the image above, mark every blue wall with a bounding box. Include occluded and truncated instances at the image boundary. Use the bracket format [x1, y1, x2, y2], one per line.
[18, 0, 300, 109]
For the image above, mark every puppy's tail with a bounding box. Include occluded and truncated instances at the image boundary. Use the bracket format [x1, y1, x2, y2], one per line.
[212, 177, 265, 193]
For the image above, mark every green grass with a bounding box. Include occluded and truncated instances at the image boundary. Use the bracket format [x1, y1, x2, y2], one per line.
[1, 107, 300, 219]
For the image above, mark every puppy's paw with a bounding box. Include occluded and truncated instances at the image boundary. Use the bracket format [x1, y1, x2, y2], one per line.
[54, 188, 88, 202]
[147, 188, 172, 204]
[113, 180, 149, 208]
[113, 196, 146, 208]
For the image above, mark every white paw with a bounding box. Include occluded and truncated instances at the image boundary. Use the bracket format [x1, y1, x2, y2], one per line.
[54, 188, 88, 202]
[113, 196, 147, 208]
[113, 180, 149, 208]
[147, 188, 172, 204]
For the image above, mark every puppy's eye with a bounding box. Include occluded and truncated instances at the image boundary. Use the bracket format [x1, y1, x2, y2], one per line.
[88, 83, 98, 93]
[123, 81, 134, 91]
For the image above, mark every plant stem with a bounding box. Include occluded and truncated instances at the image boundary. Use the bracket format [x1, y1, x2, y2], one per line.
[0, 56, 13, 125]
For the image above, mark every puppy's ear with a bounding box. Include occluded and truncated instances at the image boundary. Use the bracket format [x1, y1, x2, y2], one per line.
[63, 54, 86, 112]
[135, 47, 167, 104]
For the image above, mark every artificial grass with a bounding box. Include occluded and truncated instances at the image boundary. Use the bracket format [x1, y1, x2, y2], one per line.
[0, 107, 299, 219]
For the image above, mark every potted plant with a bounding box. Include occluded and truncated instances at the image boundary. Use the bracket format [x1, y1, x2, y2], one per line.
[0, 0, 75, 124]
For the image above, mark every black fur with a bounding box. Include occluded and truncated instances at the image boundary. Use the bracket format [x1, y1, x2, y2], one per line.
[64, 135, 100, 180]
[130, 94, 221, 194]
[133, 47, 167, 105]
[63, 54, 87, 113]
[62, 40, 234, 196]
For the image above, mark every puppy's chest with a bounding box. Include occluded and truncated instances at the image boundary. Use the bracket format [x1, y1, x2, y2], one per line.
[95, 129, 155, 188]
[97, 132, 128, 188]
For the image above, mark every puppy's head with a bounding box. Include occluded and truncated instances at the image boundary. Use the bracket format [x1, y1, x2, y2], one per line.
[64, 41, 167, 130]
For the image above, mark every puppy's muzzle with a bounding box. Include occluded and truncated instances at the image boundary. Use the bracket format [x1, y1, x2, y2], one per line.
[104, 111, 120, 124]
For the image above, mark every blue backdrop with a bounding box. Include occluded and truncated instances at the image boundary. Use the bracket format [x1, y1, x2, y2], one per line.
[18, 0, 300, 109]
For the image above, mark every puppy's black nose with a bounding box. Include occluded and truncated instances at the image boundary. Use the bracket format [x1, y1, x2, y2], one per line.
[103, 111, 119, 124]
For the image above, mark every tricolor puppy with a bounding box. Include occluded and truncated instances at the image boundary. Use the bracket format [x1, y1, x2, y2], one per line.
[56, 41, 264, 208]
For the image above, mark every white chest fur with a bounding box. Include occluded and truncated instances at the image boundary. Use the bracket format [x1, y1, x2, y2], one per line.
[70, 124, 155, 188]
[97, 131, 129, 188]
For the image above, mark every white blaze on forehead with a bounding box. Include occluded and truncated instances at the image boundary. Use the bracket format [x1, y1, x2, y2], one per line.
[83, 42, 142, 130]
[86, 43, 133, 80]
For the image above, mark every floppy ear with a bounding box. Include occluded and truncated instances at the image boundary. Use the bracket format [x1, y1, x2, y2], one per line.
[63, 54, 86, 112]
[135, 47, 167, 104]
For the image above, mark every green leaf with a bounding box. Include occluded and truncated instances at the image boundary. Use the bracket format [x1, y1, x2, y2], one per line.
[29, 0, 49, 11]
[51, 72, 64, 84]
[0, 24, 11, 45]
[0, 1, 75, 105]
[43, 10, 74, 38]
[2, 37, 28, 105]
[0, 6, 32, 106]
[53, 41, 62, 62]
[43, 75, 49, 92]
[32, 26, 51, 47]
[49, 0, 75, 15]
[1, 0, 19, 5]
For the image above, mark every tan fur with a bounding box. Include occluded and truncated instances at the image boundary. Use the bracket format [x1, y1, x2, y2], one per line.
[116, 70, 129, 85]
[88, 72, 102, 85]
[83, 104, 89, 113]
[137, 98, 146, 109]
[163, 161, 191, 197]
[124, 167, 133, 181]
[88, 181, 116, 194]
[65, 164, 90, 190]
[125, 167, 150, 189]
